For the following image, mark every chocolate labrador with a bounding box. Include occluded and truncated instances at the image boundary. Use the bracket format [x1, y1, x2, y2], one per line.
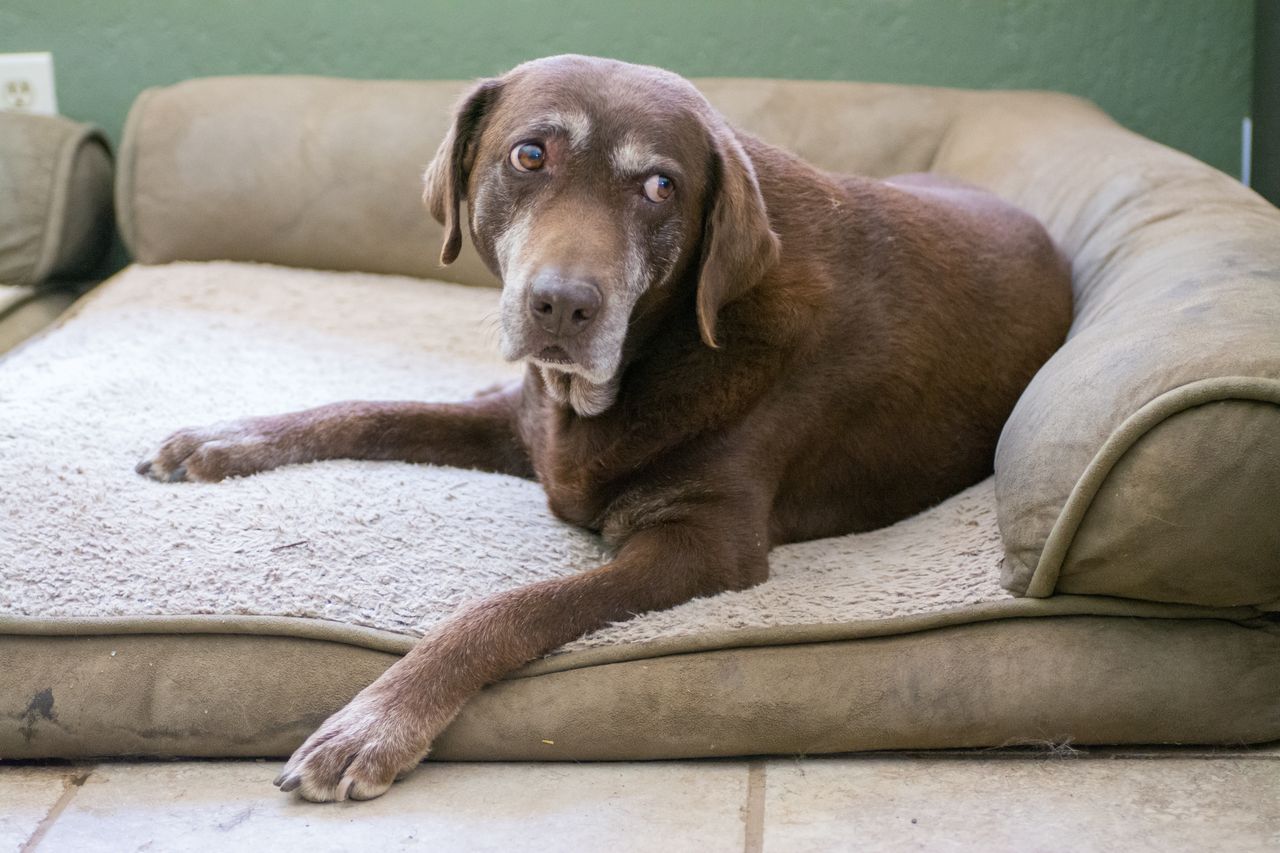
[137, 55, 1072, 802]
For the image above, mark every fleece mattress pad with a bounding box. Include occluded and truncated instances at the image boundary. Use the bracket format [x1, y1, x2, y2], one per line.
[1, 262, 1277, 759]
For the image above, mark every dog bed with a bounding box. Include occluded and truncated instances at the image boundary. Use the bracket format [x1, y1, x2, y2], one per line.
[3, 75, 1279, 758]
[2, 262, 1276, 759]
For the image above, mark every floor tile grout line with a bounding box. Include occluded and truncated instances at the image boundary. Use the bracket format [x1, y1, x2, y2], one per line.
[889, 751, 1280, 761]
[743, 761, 766, 853]
[20, 764, 95, 853]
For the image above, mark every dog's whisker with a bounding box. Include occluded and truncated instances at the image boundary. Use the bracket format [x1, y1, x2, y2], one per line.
[471, 310, 502, 343]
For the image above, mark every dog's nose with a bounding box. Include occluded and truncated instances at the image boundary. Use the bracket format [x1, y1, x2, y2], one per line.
[528, 272, 602, 337]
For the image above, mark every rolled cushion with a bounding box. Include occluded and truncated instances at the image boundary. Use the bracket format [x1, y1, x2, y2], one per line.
[114, 76, 1028, 288]
[0, 112, 113, 286]
[116, 77, 500, 289]
[932, 97, 1280, 607]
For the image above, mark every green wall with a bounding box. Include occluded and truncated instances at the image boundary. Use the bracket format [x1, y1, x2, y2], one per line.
[2, 0, 1253, 175]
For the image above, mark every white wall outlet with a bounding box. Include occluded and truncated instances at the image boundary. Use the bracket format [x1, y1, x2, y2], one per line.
[0, 52, 58, 115]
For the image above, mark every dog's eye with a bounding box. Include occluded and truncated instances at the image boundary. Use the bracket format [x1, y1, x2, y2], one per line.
[510, 142, 546, 172]
[643, 174, 674, 203]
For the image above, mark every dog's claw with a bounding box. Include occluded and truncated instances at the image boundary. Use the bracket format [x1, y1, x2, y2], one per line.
[272, 687, 435, 803]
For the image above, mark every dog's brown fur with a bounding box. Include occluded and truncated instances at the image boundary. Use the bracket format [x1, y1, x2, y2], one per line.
[138, 56, 1072, 802]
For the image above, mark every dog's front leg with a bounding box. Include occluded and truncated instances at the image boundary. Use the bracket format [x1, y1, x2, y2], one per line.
[273, 509, 768, 802]
[137, 383, 531, 481]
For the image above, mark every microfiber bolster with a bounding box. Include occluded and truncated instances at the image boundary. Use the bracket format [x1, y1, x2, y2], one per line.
[932, 99, 1280, 607]
[113, 74, 993, 286]
[115, 76, 501, 288]
[0, 111, 113, 286]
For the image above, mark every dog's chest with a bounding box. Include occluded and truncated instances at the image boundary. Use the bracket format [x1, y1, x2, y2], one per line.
[542, 477, 605, 529]
[537, 441, 618, 530]
[527, 367, 722, 534]
[533, 417, 631, 531]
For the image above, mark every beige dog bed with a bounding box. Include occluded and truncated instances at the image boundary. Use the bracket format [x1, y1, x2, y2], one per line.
[2, 75, 1278, 759]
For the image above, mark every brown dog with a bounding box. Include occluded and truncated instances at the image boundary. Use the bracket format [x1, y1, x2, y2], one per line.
[137, 55, 1072, 802]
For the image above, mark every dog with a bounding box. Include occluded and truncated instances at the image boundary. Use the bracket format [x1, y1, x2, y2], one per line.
[137, 55, 1072, 802]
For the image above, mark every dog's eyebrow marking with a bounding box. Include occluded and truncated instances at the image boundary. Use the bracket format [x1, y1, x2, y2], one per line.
[528, 111, 592, 150]
[610, 136, 679, 177]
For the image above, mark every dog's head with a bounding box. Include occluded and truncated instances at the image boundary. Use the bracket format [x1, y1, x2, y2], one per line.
[423, 55, 779, 415]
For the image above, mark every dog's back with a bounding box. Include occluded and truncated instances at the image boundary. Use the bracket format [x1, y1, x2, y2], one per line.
[712, 137, 1073, 542]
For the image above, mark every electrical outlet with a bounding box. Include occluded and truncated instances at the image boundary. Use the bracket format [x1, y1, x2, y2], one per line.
[0, 52, 57, 115]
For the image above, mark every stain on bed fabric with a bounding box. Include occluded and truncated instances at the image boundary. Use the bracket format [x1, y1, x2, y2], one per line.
[18, 687, 58, 742]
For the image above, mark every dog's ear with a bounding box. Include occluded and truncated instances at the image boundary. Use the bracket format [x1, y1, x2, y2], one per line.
[422, 78, 504, 266]
[696, 126, 781, 348]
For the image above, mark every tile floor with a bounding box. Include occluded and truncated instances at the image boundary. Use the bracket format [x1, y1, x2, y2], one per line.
[3, 747, 1278, 852]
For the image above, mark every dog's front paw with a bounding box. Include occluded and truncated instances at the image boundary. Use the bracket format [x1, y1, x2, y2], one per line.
[135, 419, 279, 483]
[274, 690, 433, 803]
